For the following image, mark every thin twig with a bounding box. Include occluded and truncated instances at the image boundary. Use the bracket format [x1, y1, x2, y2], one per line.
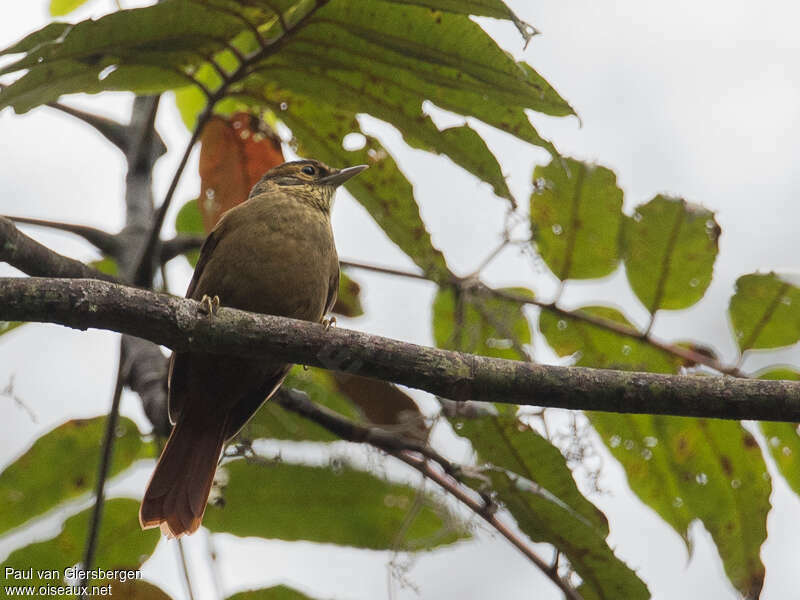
[276, 387, 579, 596]
[390, 451, 582, 600]
[176, 538, 197, 600]
[5, 215, 120, 257]
[45, 101, 131, 153]
[80, 340, 125, 595]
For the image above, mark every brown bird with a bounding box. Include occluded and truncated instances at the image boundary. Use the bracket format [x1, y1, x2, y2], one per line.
[139, 159, 367, 537]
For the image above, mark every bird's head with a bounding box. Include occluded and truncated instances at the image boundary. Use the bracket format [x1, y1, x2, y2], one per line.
[249, 159, 368, 212]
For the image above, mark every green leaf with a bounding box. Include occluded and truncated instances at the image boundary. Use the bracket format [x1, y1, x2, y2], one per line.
[539, 305, 683, 373]
[204, 460, 466, 549]
[622, 195, 719, 313]
[433, 287, 533, 360]
[89, 256, 119, 277]
[758, 368, 800, 499]
[415, 124, 512, 202]
[240, 367, 361, 443]
[456, 416, 648, 600]
[174, 198, 204, 267]
[531, 158, 623, 280]
[50, 0, 93, 17]
[227, 586, 317, 600]
[1, 499, 160, 587]
[0, 416, 148, 536]
[590, 414, 769, 598]
[271, 92, 452, 283]
[332, 271, 363, 318]
[728, 273, 800, 351]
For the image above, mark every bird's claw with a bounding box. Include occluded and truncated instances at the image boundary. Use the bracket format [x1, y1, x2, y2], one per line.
[323, 316, 337, 330]
[199, 294, 221, 316]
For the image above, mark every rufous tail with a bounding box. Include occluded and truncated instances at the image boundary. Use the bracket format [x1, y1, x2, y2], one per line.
[139, 414, 227, 538]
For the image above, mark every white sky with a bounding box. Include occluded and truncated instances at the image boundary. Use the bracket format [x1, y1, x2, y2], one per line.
[1, 1, 800, 599]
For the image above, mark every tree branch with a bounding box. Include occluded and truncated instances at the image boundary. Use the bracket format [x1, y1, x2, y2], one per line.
[0, 217, 116, 282]
[45, 101, 131, 154]
[3, 276, 799, 422]
[5, 215, 121, 257]
[80, 341, 125, 597]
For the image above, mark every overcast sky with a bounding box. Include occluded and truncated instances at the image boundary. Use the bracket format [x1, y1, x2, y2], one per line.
[1, 1, 799, 599]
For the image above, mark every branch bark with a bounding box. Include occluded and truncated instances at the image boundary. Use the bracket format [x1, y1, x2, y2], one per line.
[3, 276, 799, 422]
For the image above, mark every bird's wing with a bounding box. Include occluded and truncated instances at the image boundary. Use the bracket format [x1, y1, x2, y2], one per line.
[168, 223, 225, 424]
[185, 225, 223, 300]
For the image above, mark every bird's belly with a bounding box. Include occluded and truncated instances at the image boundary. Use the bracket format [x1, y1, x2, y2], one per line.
[195, 218, 334, 323]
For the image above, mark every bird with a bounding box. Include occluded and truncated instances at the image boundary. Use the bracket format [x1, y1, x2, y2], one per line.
[139, 159, 367, 538]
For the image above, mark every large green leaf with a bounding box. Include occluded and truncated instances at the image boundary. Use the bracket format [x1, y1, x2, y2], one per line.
[0, 499, 160, 587]
[530, 158, 623, 280]
[456, 416, 648, 599]
[622, 195, 719, 313]
[2, 0, 569, 181]
[204, 460, 466, 550]
[227, 586, 317, 600]
[539, 305, 683, 373]
[728, 273, 800, 352]
[0, 416, 148, 536]
[240, 367, 361, 443]
[758, 368, 800, 499]
[432, 287, 533, 360]
[590, 414, 769, 598]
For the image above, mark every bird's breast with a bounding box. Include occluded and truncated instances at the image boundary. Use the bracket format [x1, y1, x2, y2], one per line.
[194, 201, 337, 323]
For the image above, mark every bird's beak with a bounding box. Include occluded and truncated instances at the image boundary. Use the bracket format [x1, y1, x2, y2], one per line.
[318, 164, 369, 187]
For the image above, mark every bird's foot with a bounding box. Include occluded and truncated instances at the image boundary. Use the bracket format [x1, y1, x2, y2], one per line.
[323, 316, 337, 330]
[199, 294, 221, 316]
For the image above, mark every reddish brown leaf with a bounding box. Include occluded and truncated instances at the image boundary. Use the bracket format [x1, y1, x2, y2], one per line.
[198, 112, 284, 232]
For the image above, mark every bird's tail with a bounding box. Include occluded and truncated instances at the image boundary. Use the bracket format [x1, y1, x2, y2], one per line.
[139, 413, 227, 538]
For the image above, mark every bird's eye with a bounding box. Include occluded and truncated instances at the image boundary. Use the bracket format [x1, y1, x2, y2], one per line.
[301, 165, 316, 176]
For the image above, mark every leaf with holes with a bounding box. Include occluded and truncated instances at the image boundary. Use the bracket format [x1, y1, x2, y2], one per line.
[204, 460, 467, 549]
[0, 417, 148, 536]
[539, 305, 683, 373]
[0, 499, 160, 586]
[590, 413, 769, 598]
[433, 287, 533, 360]
[623, 195, 719, 313]
[729, 273, 800, 351]
[455, 415, 648, 599]
[531, 157, 623, 280]
[758, 368, 800, 500]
